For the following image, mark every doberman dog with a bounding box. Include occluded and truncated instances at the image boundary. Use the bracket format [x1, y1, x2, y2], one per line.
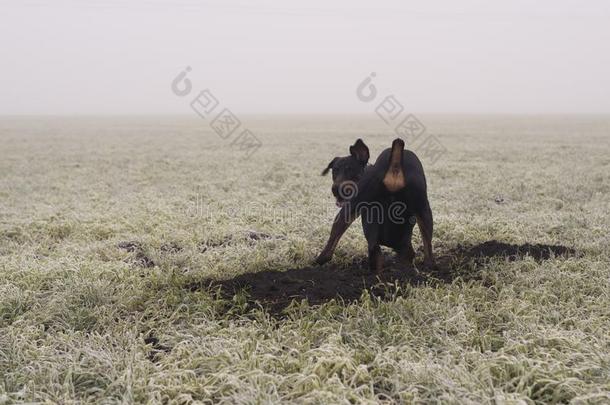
[316, 138, 434, 272]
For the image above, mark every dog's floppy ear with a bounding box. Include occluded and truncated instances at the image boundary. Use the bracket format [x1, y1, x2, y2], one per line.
[321, 157, 338, 176]
[349, 139, 370, 165]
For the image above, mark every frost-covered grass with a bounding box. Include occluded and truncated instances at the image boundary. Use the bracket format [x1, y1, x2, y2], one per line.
[1, 115, 609, 403]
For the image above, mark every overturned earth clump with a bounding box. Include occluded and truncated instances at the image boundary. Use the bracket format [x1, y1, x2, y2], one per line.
[117, 241, 155, 268]
[189, 240, 576, 314]
[453, 240, 576, 264]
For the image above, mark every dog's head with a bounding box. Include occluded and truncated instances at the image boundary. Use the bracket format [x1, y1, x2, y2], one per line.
[321, 139, 370, 207]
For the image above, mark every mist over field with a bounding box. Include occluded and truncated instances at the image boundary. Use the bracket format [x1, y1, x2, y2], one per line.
[2, 0, 610, 115]
[1, 1, 610, 404]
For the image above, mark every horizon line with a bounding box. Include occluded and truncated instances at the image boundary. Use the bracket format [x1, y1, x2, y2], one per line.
[2, 112, 610, 118]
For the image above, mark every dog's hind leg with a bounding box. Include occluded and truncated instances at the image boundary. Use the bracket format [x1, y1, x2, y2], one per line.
[368, 244, 383, 273]
[396, 220, 416, 269]
[363, 221, 383, 273]
[416, 203, 434, 268]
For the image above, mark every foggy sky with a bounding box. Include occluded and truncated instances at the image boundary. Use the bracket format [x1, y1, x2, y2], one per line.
[2, 0, 609, 115]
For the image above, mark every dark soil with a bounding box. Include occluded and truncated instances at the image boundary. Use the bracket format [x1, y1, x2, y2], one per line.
[453, 241, 575, 264]
[117, 241, 155, 268]
[199, 230, 284, 253]
[189, 240, 576, 314]
[118, 230, 280, 265]
[160, 242, 182, 254]
[143, 335, 172, 362]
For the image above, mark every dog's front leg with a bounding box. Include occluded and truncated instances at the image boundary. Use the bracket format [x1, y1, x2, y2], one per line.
[315, 205, 359, 265]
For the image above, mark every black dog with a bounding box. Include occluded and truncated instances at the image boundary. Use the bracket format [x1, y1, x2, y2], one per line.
[317, 138, 434, 272]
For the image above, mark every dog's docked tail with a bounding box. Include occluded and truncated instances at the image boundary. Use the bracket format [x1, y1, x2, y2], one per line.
[382, 138, 406, 192]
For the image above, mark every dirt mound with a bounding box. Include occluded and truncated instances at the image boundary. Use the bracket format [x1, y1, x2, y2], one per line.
[117, 241, 155, 268]
[453, 240, 575, 263]
[188, 240, 576, 314]
[190, 260, 447, 314]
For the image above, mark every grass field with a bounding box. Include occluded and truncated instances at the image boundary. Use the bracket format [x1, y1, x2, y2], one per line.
[1, 115, 609, 403]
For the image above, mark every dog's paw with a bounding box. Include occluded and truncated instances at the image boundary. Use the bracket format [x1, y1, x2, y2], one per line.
[315, 252, 332, 265]
[422, 258, 436, 271]
[396, 256, 415, 272]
